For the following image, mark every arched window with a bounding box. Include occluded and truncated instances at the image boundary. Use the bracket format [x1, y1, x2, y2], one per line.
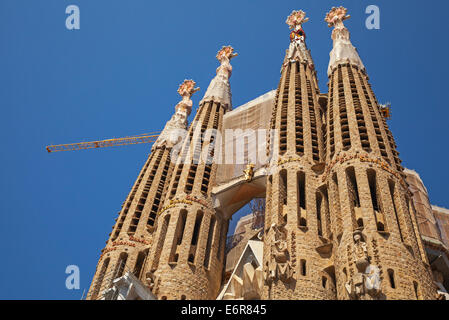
[388, 269, 396, 289]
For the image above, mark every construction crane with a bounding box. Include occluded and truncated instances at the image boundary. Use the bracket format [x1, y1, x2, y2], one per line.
[46, 132, 160, 153]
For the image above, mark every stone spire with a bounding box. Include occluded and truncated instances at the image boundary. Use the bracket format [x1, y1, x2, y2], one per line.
[325, 6, 365, 77]
[285, 10, 314, 65]
[152, 80, 200, 151]
[201, 46, 238, 110]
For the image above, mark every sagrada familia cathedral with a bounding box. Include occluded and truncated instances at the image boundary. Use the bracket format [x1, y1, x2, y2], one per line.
[85, 7, 449, 300]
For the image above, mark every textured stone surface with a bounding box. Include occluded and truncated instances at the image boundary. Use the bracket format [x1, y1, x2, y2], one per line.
[87, 11, 439, 300]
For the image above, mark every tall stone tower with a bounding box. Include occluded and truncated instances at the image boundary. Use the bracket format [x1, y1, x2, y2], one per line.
[85, 8, 440, 301]
[86, 80, 200, 300]
[263, 10, 335, 300]
[143, 46, 238, 300]
[321, 7, 435, 300]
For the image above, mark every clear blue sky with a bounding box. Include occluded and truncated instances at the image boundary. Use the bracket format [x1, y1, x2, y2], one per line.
[1, 0, 448, 299]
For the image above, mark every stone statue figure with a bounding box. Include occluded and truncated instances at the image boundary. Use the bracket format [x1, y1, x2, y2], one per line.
[345, 231, 382, 300]
[145, 271, 159, 292]
[243, 163, 255, 181]
[364, 264, 381, 297]
[353, 230, 369, 272]
[267, 223, 293, 283]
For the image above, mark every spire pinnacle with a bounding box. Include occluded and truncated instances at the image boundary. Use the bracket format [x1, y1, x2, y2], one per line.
[175, 79, 200, 117]
[152, 80, 199, 150]
[284, 10, 313, 65]
[325, 7, 365, 76]
[286, 10, 309, 29]
[201, 46, 237, 110]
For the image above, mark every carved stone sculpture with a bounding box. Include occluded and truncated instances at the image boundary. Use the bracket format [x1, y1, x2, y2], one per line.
[345, 231, 382, 300]
[267, 223, 293, 283]
[243, 163, 255, 181]
[353, 230, 369, 272]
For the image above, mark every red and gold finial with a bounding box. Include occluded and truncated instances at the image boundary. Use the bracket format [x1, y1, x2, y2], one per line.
[325, 6, 351, 28]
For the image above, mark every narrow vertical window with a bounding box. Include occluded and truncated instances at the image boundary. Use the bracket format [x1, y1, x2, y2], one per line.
[413, 281, 420, 300]
[191, 211, 203, 246]
[332, 173, 343, 239]
[388, 180, 403, 242]
[169, 210, 187, 263]
[133, 249, 148, 278]
[316, 191, 323, 237]
[151, 214, 170, 271]
[297, 172, 307, 227]
[300, 259, 307, 276]
[347, 167, 362, 230]
[280, 170, 288, 206]
[319, 186, 331, 239]
[346, 167, 360, 208]
[388, 269, 396, 289]
[204, 216, 216, 269]
[367, 169, 386, 231]
[189, 211, 204, 264]
[114, 252, 128, 280]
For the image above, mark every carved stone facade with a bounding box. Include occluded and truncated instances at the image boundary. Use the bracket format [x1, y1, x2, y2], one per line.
[87, 8, 441, 300]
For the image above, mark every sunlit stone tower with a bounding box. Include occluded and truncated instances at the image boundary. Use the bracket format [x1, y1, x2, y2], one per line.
[85, 7, 442, 301]
[143, 46, 238, 300]
[321, 7, 435, 300]
[262, 10, 335, 300]
[86, 80, 199, 300]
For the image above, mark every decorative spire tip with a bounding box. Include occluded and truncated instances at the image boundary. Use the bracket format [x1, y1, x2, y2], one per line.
[177, 79, 200, 98]
[286, 10, 309, 29]
[216, 46, 238, 61]
[325, 6, 350, 28]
